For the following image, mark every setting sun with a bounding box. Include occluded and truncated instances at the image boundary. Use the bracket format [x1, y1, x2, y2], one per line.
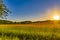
[53, 15, 59, 20]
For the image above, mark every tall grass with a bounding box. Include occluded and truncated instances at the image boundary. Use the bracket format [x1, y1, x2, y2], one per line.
[0, 27, 60, 40]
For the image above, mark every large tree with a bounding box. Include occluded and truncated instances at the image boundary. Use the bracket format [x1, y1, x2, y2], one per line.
[0, 0, 10, 18]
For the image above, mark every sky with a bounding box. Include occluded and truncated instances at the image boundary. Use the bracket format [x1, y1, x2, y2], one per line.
[3, 0, 60, 22]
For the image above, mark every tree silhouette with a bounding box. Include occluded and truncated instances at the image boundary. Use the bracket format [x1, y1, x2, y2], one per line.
[0, 0, 10, 18]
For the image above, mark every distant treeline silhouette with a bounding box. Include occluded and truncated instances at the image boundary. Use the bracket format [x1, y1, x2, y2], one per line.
[0, 20, 32, 24]
[0, 20, 60, 24]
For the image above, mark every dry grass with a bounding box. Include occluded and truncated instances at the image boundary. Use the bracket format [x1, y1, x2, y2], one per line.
[0, 24, 59, 40]
[0, 23, 60, 28]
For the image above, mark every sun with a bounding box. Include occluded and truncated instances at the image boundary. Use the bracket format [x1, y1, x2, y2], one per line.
[53, 15, 59, 20]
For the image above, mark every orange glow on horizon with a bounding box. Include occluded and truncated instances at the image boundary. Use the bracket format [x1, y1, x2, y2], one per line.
[46, 6, 60, 20]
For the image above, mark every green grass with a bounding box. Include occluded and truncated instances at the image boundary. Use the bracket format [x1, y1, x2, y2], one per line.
[0, 26, 60, 40]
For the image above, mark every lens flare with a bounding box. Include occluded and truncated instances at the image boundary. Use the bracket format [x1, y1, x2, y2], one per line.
[53, 15, 59, 20]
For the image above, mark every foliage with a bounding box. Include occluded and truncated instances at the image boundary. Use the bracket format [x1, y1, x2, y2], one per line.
[0, 0, 10, 18]
[0, 27, 60, 40]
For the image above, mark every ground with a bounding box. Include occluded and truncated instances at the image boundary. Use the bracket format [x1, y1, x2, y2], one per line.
[0, 24, 59, 40]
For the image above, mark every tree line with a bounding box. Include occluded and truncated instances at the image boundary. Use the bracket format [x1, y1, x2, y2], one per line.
[0, 20, 59, 24]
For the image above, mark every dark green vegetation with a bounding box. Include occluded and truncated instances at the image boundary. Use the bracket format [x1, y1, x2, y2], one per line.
[0, 20, 14, 24]
[0, 20, 60, 24]
[0, 27, 60, 40]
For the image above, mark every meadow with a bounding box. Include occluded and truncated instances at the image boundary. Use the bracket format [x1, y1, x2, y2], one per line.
[0, 24, 60, 40]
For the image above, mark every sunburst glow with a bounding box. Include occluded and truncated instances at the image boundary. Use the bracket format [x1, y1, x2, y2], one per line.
[53, 15, 59, 20]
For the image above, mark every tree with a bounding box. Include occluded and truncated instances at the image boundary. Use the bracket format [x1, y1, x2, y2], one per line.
[0, 0, 10, 18]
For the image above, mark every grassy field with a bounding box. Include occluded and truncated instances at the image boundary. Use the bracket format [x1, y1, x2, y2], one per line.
[0, 24, 60, 40]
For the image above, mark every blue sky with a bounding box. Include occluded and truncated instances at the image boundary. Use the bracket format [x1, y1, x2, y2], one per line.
[3, 0, 60, 21]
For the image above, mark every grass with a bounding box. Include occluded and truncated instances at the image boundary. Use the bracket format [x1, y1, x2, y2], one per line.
[0, 24, 60, 40]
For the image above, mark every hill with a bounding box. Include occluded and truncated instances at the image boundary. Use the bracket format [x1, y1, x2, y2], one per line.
[0, 20, 60, 24]
[0, 20, 14, 24]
